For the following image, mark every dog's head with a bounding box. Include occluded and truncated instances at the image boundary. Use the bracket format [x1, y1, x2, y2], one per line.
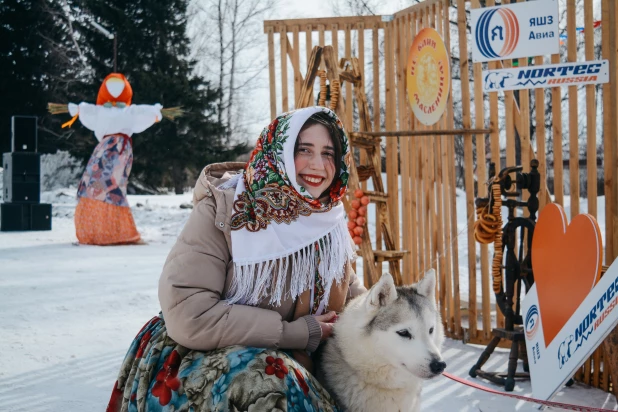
[362, 270, 446, 379]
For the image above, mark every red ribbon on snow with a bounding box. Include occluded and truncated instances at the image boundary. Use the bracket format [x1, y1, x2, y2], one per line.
[442, 371, 616, 412]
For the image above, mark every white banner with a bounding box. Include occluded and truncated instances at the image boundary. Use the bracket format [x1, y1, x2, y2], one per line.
[482, 60, 609, 92]
[471, 0, 559, 63]
[522, 261, 618, 401]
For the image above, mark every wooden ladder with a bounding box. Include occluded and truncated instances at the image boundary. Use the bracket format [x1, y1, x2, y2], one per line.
[296, 45, 407, 287]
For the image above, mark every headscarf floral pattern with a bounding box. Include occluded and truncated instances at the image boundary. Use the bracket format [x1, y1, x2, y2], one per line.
[230, 108, 349, 232]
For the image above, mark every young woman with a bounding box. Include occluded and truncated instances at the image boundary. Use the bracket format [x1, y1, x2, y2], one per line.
[106, 106, 366, 411]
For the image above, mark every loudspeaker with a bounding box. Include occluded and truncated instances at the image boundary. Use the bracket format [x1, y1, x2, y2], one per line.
[11, 116, 38, 152]
[0, 203, 29, 231]
[3, 181, 40, 203]
[31, 203, 52, 230]
[3, 152, 40, 176]
[0, 203, 52, 231]
[3, 152, 41, 203]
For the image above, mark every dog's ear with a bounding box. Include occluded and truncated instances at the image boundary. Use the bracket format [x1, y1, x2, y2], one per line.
[367, 273, 397, 309]
[415, 268, 436, 299]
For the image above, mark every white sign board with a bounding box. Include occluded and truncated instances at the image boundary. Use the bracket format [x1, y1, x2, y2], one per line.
[522, 262, 618, 401]
[471, 0, 559, 63]
[482, 60, 609, 92]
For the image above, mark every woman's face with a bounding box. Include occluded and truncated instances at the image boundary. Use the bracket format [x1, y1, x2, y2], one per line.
[294, 124, 336, 200]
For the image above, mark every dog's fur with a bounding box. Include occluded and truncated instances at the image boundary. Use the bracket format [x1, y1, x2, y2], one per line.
[316, 270, 445, 412]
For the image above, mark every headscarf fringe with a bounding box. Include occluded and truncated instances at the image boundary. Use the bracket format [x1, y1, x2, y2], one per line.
[226, 218, 355, 308]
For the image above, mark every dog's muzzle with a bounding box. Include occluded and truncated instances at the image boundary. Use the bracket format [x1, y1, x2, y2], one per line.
[430, 359, 446, 374]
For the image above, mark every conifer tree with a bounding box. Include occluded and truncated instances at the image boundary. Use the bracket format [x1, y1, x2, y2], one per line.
[74, 0, 243, 192]
[0, 0, 78, 154]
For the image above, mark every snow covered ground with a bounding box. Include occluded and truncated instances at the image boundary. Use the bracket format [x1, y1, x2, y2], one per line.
[1, 189, 617, 411]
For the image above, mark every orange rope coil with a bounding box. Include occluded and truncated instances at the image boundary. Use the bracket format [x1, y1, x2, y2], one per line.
[473, 182, 503, 294]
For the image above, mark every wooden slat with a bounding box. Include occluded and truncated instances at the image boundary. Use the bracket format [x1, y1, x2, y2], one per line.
[443, 0, 460, 337]
[264, 16, 385, 33]
[305, 25, 314, 105]
[280, 27, 289, 112]
[292, 25, 301, 106]
[485, 0, 505, 334]
[605, 0, 618, 394]
[567, 0, 579, 217]
[428, 4, 438, 281]
[416, 10, 426, 277]
[551, 53, 564, 206]
[345, 24, 353, 132]
[318, 24, 325, 72]
[535, 56, 548, 211]
[611, 0, 618, 285]
[385, 21, 400, 266]
[432, 2, 447, 321]
[358, 22, 367, 193]
[410, 13, 420, 281]
[331, 23, 338, 66]
[585, 0, 597, 218]
[457, 0, 477, 340]
[438, 0, 454, 337]
[420, 8, 430, 276]
[602, 0, 613, 262]
[372, 24, 382, 256]
[267, 27, 277, 119]
[470, 0, 490, 341]
[397, 16, 412, 282]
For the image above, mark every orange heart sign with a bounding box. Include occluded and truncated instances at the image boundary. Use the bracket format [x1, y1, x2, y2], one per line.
[531, 203, 602, 347]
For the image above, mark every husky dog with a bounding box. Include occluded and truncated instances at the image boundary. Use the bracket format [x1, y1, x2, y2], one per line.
[316, 270, 445, 412]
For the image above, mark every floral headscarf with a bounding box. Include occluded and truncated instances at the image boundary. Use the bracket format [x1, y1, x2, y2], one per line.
[225, 106, 355, 314]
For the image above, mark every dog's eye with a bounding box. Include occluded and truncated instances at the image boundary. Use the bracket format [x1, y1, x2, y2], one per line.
[396, 330, 412, 339]
[429, 327, 434, 334]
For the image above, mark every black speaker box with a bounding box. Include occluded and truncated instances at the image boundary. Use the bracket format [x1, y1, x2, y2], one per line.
[3, 181, 40, 203]
[0, 203, 29, 231]
[3, 152, 41, 203]
[3, 152, 40, 176]
[30, 203, 52, 230]
[0, 203, 51, 231]
[11, 116, 38, 153]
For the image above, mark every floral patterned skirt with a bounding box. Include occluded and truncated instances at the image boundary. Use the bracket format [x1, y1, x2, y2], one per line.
[106, 315, 339, 412]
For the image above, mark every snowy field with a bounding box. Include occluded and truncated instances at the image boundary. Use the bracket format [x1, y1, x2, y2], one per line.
[1, 188, 617, 411]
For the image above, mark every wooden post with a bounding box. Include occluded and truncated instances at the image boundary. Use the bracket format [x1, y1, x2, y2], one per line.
[280, 26, 289, 112]
[305, 25, 314, 106]
[584, 0, 597, 218]
[567, 0, 579, 218]
[457, 0, 477, 340]
[267, 26, 277, 119]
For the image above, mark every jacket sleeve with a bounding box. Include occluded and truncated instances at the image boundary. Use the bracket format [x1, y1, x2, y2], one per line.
[159, 196, 310, 352]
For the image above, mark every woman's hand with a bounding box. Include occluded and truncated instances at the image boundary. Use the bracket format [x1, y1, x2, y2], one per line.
[314, 311, 338, 341]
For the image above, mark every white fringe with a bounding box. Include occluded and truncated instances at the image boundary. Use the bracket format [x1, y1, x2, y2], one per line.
[226, 218, 356, 308]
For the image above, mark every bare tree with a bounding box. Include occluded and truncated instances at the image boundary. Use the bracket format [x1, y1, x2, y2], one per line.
[189, 0, 277, 144]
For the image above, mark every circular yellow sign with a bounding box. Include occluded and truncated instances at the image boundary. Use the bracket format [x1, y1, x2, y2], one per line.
[407, 28, 450, 126]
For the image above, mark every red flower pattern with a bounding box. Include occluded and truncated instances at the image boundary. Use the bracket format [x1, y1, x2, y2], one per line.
[267, 119, 279, 143]
[265, 356, 289, 379]
[292, 367, 310, 395]
[151, 350, 181, 405]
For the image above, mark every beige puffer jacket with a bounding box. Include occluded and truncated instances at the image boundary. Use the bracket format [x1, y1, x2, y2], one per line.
[158, 162, 366, 353]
